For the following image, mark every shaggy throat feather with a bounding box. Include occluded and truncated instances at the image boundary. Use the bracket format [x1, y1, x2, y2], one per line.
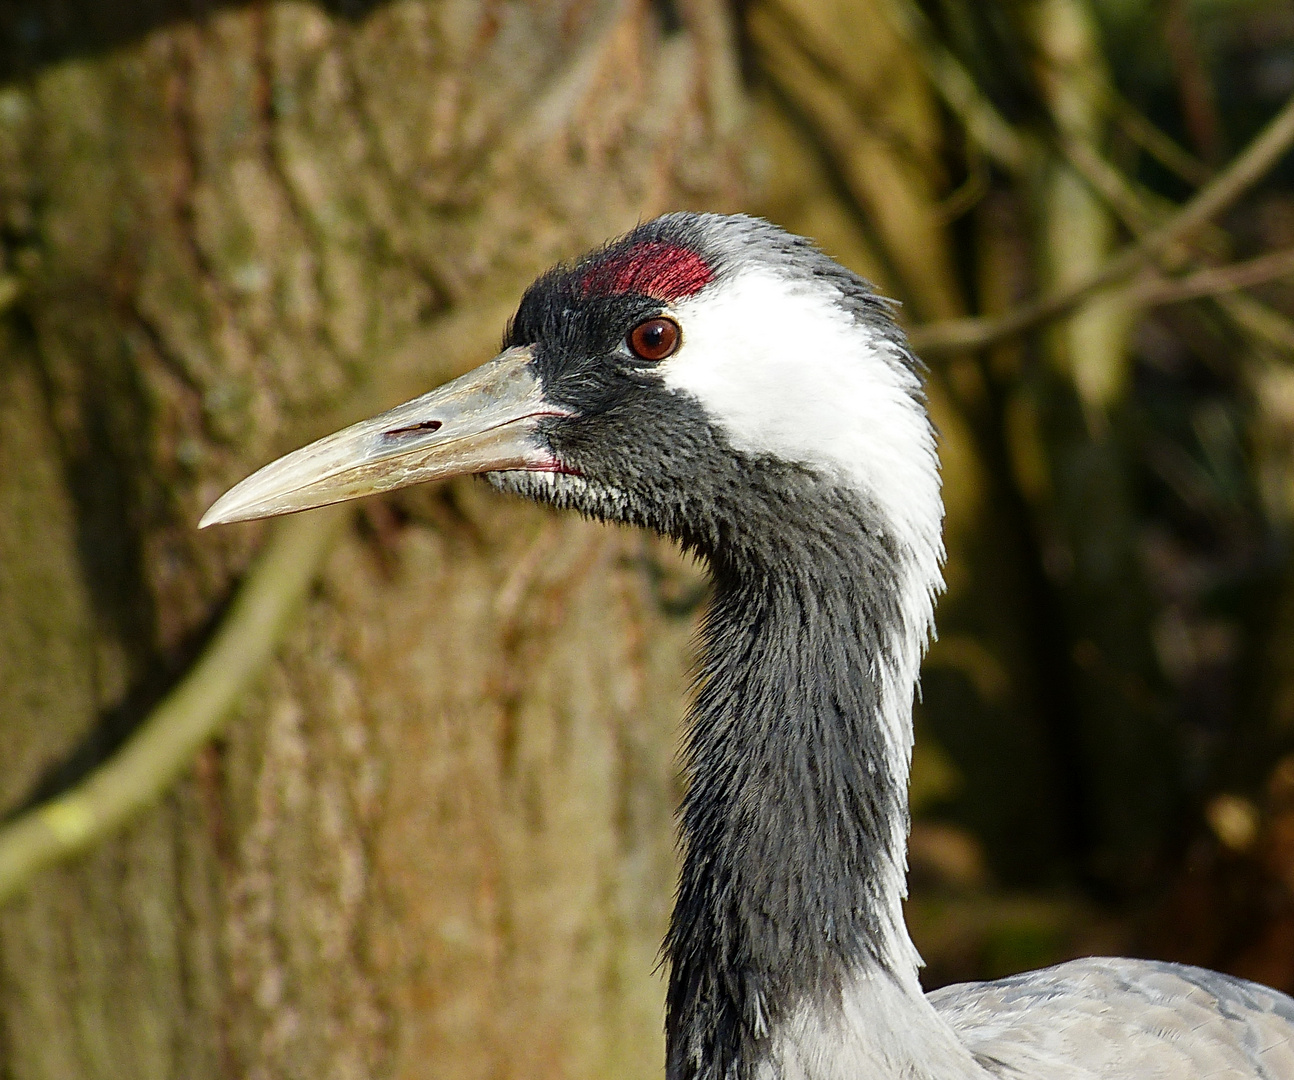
[664, 488, 938, 1080]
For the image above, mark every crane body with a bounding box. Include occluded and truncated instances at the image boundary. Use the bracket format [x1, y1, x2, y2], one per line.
[203, 214, 1294, 1079]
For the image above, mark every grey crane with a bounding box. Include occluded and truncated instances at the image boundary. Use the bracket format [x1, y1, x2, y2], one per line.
[202, 213, 1294, 1079]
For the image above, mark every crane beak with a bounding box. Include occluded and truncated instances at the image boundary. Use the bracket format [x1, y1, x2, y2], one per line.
[199, 346, 567, 528]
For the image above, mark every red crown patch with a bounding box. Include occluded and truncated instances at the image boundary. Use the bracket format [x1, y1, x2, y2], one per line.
[579, 242, 714, 301]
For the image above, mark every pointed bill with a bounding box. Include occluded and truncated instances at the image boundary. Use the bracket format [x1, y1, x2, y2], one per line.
[200, 346, 567, 528]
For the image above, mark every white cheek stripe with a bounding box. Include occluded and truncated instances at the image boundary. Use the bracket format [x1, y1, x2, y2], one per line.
[662, 268, 944, 631]
[662, 269, 942, 569]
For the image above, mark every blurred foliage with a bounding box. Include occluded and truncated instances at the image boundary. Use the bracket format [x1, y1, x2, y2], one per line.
[741, 0, 1294, 990]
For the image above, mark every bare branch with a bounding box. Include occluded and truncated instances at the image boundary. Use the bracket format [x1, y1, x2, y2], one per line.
[1109, 90, 1212, 188]
[909, 93, 1294, 356]
[1132, 247, 1294, 307]
[0, 506, 347, 907]
[0, 274, 534, 908]
[1049, 74, 1294, 356]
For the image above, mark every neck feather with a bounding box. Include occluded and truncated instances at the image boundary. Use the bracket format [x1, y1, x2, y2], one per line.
[665, 482, 944, 1080]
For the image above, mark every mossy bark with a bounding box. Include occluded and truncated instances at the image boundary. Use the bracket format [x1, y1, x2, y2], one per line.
[0, 3, 740, 1078]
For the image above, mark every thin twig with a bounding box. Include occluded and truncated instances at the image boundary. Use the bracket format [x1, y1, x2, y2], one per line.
[1109, 88, 1212, 188]
[884, 0, 1294, 357]
[1214, 291, 1294, 353]
[1163, 0, 1223, 166]
[1056, 103, 1294, 352]
[877, 0, 1035, 176]
[909, 93, 1294, 356]
[1057, 128, 1234, 266]
[753, 0, 944, 179]
[1061, 135, 1158, 236]
[1132, 246, 1294, 307]
[934, 150, 991, 224]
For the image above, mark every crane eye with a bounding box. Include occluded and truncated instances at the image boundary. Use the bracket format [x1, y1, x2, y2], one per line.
[627, 317, 681, 361]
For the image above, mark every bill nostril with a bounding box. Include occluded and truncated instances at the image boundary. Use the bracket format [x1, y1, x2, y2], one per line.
[384, 419, 443, 439]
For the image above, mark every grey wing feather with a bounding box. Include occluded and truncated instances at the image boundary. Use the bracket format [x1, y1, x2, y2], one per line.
[928, 956, 1294, 1079]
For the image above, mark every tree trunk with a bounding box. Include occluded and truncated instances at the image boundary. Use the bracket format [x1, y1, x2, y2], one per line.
[0, 3, 742, 1078]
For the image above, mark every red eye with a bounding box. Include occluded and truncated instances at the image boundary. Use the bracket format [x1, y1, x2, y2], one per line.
[628, 317, 681, 361]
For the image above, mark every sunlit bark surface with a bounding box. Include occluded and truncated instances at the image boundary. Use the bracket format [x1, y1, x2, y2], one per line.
[0, 3, 739, 1077]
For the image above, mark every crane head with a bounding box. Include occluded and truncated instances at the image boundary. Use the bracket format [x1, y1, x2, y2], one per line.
[200, 213, 939, 570]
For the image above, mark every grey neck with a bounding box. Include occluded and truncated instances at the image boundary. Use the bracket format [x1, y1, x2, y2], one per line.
[664, 482, 942, 1080]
